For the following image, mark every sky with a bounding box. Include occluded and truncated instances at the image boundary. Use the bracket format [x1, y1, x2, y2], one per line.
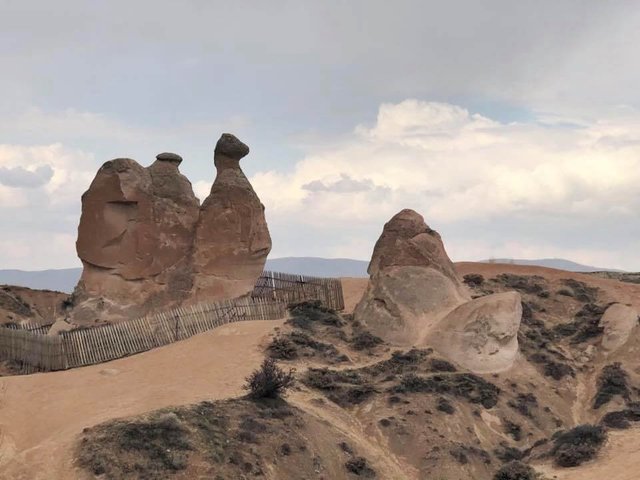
[1, 0, 639, 271]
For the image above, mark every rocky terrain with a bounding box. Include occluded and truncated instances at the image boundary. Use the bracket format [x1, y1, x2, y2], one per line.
[0, 285, 67, 326]
[1, 209, 639, 480]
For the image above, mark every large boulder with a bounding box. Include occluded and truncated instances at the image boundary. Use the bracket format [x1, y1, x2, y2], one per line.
[600, 303, 638, 352]
[190, 134, 272, 302]
[426, 292, 523, 373]
[354, 209, 470, 345]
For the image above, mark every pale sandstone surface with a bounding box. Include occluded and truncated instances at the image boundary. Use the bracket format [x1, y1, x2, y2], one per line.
[600, 303, 638, 352]
[427, 291, 523, 373]
[354, 209, 470, 345]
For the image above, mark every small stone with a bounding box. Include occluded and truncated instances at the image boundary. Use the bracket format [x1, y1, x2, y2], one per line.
[156, 152, 183, 164]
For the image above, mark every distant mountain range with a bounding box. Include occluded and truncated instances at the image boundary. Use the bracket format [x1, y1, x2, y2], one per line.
[480, 258, 623, 273]
[0, 257, 622, 293]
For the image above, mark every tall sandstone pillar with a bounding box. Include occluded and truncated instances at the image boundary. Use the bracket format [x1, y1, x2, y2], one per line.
[190, 134, 272, 302]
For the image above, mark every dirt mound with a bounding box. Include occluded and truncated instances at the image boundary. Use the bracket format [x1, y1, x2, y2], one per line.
[0, 284, 67, 326]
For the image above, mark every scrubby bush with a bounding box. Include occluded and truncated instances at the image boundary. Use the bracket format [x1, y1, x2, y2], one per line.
[344, 456, 376, 477]
[552, 424, 606, 467]
[593, 363, 629, 409]
[267, 336, 298, 360]
[463, 273, 485, 287]
[493, 461, 536, 480]
[244, 358, 295, 399]
[288, 300, 343, 329]
[351, 331, 383, 350]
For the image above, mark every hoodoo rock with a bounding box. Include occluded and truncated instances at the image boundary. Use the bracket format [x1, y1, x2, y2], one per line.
[355, 208, 523, 372]
[426, 292, 523, 373]
[70, 135, 271, 323]
[354, 209, 470, 345]
[190, 134, 272, 302]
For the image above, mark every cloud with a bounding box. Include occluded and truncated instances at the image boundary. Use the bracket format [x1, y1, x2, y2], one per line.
[251, 100, 640, 269]
[302, 174, 377, 193]
[0, 164, 54, 188]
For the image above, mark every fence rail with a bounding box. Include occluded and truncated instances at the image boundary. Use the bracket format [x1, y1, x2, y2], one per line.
[252, 271, 344, 311]
[0, 271, 344, 373]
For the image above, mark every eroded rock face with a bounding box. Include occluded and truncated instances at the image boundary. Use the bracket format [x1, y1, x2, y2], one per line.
[71, 135, 270, 323]
[427, 292, 523, 373]
[354, 209, 470, 345]
[190, 134, 272, 302]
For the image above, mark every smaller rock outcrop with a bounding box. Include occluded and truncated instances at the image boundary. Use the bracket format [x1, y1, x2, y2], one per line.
[426, 292, 523, 373]
[600, 303, 638, 352]
[354, 209, 470, 345]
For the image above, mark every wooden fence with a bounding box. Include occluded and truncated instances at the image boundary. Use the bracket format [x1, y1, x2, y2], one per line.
[252, 271, 345, 311]
[0, 296, 285, 373]
[0, 271, 344, 374]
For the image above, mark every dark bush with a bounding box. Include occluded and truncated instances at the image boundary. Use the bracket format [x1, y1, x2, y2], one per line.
[78, 412, 192, 478]
[494, 443, 524, 463]
[351, 331, 384, 351]
[344, 456, 376, 477]
[288, 300, 343, 329]
[504, 420, 522, 441]
[267, 336, 298, 360]
[552, 424, 606, 467]
[392, 373, 500, 408]
[508, 393, 538, 418]
[601, 403, 640, 429]
[493, 461, 536, 480]
[429, 358, 457, 372]
[495, 274, 549, 297]
[303, 368, 375, 406]
[561, 279, 598, 303]
[593, 363, 629, 409]
[601, 411, 630, 429]
[463, 273, 485, 287]
[244, 358, 295, 399]
[436, 397, 455, 414]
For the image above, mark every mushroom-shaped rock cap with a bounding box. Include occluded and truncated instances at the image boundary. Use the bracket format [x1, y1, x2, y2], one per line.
[215, 133, 249, 160]
[156, 152, 183, 164]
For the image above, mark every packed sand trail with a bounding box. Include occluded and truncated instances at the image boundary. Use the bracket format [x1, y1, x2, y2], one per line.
[0, 320, 283, 480]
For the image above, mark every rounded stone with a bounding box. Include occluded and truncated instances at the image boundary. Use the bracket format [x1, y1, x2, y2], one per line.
[215, 133, 250, 159]
[156, 152, 183, 164]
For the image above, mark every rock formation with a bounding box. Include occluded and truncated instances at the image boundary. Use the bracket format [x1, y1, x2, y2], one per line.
[426, 291, 523, 373]
[71, 134, 271, 324]
[600, 303, 638, 352]
[353, 209, 470, 345]
[191, 134, 272, 302]
[355, 208, 523, 372]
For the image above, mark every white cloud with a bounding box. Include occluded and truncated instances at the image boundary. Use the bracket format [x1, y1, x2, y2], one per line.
[251, 100, 640, 269]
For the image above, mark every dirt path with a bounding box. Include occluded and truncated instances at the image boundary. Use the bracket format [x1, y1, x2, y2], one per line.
[0, 319, 283, 480]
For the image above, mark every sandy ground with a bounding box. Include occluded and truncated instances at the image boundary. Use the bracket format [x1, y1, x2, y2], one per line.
[0, 319, 283, 480]
[340, 277, 368, 313]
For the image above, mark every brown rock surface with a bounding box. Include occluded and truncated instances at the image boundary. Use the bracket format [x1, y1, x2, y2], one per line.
[70, 135, 271, 323]
[354, 209, 469, 345]
[190, 134, 272, 302]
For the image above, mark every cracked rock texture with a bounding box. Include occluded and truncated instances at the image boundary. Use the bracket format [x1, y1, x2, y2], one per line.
[71, 134, 271, 324]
